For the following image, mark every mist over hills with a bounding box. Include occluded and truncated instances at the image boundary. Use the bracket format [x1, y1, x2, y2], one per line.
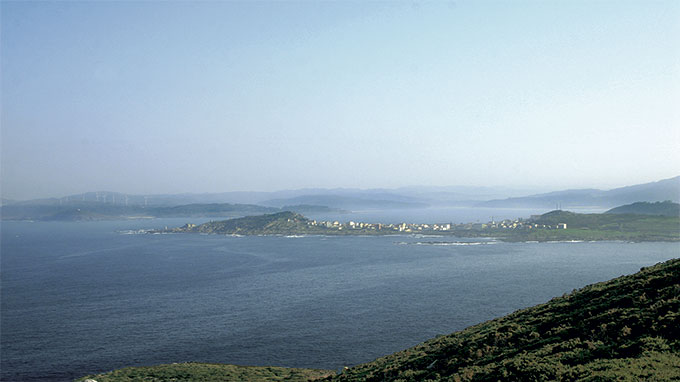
[0, 202, 281, 221]
[478, 176, 680, 209]
[2, 177, 678, 220]
[260, 194, 429, 210]
[0, 185, 539, 210]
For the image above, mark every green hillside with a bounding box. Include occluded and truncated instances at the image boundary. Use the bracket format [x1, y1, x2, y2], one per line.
[172, 211, 384, 235]
[75, 363, 333, 382]
[188, 211, 321, 235]
[513, 210, 680, 242]
[328, 258, 680, 382]
[605, 201, 680, 217]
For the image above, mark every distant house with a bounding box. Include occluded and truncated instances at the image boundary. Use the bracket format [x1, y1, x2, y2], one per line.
[557, 223, 567, 229]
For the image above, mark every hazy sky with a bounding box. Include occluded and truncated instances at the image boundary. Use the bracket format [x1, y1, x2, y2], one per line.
[2, 1, 679, 200]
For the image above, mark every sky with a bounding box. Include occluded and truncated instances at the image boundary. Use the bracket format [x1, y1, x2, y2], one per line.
[1, 1, 679, 200]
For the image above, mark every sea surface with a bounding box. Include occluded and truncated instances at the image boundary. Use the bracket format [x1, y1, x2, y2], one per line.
[1, 218, 678, 381]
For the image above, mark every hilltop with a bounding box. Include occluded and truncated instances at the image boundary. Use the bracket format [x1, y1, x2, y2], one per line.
[186, 211, 318, 235]
[77, 259, 680, 381]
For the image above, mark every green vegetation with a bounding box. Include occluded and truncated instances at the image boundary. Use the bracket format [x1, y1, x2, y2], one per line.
[188, 211, 319, 235]
[509, 210, 680, 242]
[327, 258, 680, 382]
[605, 201, 680, 217]
[75, 362, 333, 382]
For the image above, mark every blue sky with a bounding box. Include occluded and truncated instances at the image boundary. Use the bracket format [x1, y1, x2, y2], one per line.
[2, 1, 679, 199]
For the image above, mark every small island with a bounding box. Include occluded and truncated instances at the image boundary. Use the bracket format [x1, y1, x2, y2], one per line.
[155, 202, 680, 242]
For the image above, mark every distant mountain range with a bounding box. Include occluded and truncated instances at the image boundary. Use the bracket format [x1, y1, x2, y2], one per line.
[478, 176, 680, 209]
[260, 193, 429, 210]
[0, 185, 540, 211]
[0, 202, 341, 222]
[2, 176, 678, 218]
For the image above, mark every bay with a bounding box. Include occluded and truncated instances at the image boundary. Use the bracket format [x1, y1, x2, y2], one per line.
[1, 218, 677, 381]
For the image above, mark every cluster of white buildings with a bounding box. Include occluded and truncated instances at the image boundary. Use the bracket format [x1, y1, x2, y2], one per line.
[306, 220, 453, 232]
[307, 218, 567, 232]
[482, 219, 567, 230]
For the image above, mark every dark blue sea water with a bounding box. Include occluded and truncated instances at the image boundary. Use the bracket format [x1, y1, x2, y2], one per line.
[1, 219, 678, 382]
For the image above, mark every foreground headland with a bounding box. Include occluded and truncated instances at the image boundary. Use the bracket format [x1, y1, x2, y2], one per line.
[154, 207, 680, 242]
[78, 258, 680, 381]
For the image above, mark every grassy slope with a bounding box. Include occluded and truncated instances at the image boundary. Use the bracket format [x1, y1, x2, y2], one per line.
[75, 363, 334, 382]
[193, 211, 324, 235]
[503, 211, 680, 242]
[190, 211, 378, 235]
[329, 258, 680, 382]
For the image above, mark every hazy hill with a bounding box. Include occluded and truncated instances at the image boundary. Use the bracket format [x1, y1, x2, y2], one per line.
[605, 201, 680, 217]
[260, 194, 429, 210]
[76, 259, 680, 381]
[0, 198, 16, 206]
[5, 185, 539, 210]
[260, 186, 542, 209]
[0, 202, 279, 221]
[7, 177, 679, 213]
[479, 176, 680, 209]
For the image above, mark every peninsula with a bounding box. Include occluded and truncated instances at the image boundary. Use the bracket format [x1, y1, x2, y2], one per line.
[156, 203, 680, 242]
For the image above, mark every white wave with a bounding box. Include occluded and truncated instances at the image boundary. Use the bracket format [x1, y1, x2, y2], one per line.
[407, 241, 498, 246]
[117, 229, 151, 235]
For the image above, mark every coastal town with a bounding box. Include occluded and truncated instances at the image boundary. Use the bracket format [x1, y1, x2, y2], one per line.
[168, 211, 572, 237]
[304, 217, 567, 233]
[164, 207, 679, 242]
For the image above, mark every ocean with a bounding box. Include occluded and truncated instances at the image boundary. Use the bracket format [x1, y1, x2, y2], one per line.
[1, 217, 678, 381]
